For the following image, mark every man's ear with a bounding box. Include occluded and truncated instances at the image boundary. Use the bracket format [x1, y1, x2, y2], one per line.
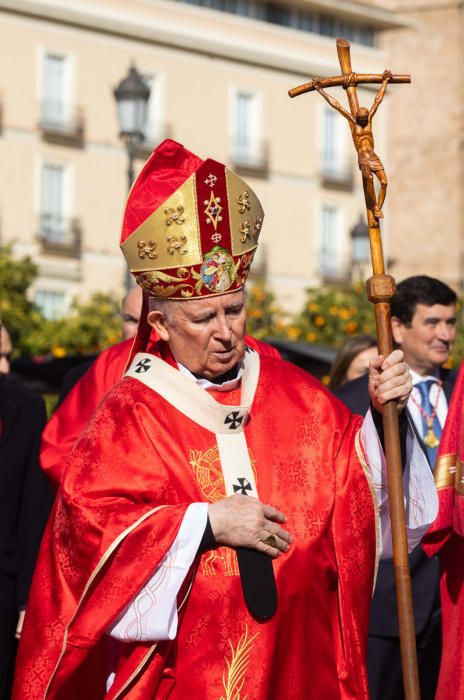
[391, 316, 403, 346]
[147, 310, 170, 342]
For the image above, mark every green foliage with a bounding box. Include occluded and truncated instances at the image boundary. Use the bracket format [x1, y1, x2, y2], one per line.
[0, 246, 121, 357]
[245, 284, 284, 339]
[30, 294, 122, 357]
[0, 246, 44, 355]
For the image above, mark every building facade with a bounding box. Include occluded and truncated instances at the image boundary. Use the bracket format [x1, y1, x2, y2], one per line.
[0, 0, 407, 317]
[359, 0, 464, 290]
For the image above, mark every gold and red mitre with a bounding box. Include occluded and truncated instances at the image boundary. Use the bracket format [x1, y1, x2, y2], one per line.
[120, 139, 264, 299]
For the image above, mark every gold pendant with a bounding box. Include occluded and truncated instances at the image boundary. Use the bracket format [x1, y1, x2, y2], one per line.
[424, 429, 439, 449]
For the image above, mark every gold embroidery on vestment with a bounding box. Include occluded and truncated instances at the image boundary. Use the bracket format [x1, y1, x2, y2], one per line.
[190, 446, 256, 577]
[434, 453, 457, 490]
[164, 205, 185, 226]
[220, 625, 259, 700]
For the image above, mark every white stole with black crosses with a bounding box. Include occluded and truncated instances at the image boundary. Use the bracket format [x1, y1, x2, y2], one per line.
[124, 348, 260, 499]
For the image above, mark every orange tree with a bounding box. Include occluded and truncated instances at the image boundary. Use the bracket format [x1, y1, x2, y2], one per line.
[245, 283, 284, 339]
[287, 282, 376, 347]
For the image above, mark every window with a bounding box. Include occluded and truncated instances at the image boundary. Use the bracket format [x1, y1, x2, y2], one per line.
[320, 206, 345, 278]
[232, 91, 261, 165]
[321, 107, 346, 180]
[42, 53, 72, 128]
[40, 164, 66, 242]
[173, 0, 376, 46]
[34, 290, 67, 320]
[142, 74, 165, 145]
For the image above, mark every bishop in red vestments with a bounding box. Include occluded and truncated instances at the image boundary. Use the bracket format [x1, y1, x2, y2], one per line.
[423, 362, 464, 698]
[41, 334, 280, 489]
[14, 140, 435, 699]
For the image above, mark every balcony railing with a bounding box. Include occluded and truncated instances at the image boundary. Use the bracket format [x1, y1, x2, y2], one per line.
[320, 258, 351, 283]
[37, 214, 82, 258]
[320, 155, 354, 190]
[230, 138, 269, 178]
[39, 101, 84, 145]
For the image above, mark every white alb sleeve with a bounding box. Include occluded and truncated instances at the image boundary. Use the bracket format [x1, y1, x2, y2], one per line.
[107, 502, 208, 642]
[361, 409, 438, 560]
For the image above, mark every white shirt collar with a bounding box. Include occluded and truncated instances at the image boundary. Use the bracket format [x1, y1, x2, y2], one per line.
[410, 367, 439, 387]
[178, 362, 243, 392]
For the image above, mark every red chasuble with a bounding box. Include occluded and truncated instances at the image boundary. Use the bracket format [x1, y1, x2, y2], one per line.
[16, 349, 376, 699]
[423, 362, 464, 699]
[40, 334, 280, 489]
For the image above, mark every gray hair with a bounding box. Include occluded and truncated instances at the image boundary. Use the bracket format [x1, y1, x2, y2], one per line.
[147, 296, 176, 322]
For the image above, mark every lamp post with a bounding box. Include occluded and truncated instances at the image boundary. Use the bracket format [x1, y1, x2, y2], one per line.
[350, 215, 370, 279]
[113, 64, 150, 289]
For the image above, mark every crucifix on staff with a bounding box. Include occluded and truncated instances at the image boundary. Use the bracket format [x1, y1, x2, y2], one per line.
[289, 39, 421, 700]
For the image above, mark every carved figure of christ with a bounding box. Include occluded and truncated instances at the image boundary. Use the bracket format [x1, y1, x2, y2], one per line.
[313, 70, 392, 224]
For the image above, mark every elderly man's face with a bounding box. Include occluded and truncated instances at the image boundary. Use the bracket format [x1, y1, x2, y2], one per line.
[148, 289, 247, 379]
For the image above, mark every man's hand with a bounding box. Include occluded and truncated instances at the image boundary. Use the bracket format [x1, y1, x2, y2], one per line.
[382, 69, 393, 82]
[312, 76, 322, 91]
[368, 349, 412, 414]
[208, 495, 292, 558]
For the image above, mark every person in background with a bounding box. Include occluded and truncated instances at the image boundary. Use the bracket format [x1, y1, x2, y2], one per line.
[121, 285, 143, 340]
[328, 335, 378, 390]
[56, 286, 144, 404]
[335, 275, 458, 700]
[0, 324, 12, 375]
[0, 320, 53, 698]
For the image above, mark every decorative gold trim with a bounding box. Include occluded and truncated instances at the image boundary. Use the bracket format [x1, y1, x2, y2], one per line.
[112, 643, 158, 699]
[456, 457, 464, 496]
[44, 505, 167, 698]
[434, 453, 457, 491]
[220, 625, 259, 700]
[355, 430, 381, 593]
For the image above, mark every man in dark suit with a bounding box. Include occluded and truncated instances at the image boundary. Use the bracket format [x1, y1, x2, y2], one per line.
[335, 275, 457, 700]
[0, 324, 53, 698]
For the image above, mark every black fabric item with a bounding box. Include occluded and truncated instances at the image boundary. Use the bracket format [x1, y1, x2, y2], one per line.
[367, 594, 442, 700]
[236, 547, 277, 621]
[0, 376, 53, 697]
[198, 516, 216, 554]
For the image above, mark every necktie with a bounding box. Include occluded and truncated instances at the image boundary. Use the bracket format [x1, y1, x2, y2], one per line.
[415, 379, 442, 467]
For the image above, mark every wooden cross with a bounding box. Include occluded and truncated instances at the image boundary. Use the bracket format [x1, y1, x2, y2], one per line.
[289, 40, 420, 700]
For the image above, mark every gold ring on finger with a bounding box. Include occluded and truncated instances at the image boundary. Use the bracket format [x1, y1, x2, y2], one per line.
[261, 534, 278, 548]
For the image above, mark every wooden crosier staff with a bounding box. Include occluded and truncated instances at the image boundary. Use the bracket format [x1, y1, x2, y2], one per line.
[289, 40, 420, 700]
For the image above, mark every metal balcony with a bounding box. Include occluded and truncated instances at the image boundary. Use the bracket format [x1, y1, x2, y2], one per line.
[230, 138, 269, 178]
[39, 101, 84, 146]
[320, 156, 354, 191]
[37, 214, 82, 258]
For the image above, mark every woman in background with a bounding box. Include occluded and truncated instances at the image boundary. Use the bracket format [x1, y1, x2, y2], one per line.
[329, 335, 378, 390]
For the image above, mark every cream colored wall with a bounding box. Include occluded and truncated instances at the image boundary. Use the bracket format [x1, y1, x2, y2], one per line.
[0, 0, 392, 315]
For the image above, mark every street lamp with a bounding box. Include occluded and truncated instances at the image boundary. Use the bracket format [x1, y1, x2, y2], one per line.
[113, 64, 150, 288]
[350, 215, 370, 273]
